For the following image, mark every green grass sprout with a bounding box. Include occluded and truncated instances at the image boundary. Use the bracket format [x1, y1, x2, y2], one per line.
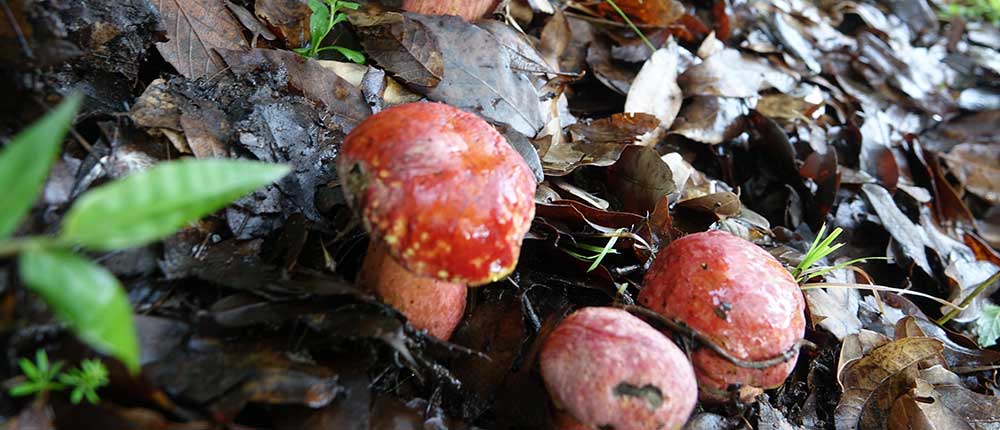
[561, 228, 627, 272]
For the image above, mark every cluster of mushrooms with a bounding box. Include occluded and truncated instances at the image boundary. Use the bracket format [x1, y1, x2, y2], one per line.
[338, 101, 806, 430]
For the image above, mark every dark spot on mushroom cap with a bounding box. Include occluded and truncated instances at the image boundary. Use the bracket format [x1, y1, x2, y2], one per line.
[614, 382, 664, 410]
[714, 301, 732, 320]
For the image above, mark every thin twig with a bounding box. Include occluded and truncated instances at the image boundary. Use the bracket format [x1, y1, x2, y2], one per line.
[621, 305, 812, 369]
[0, 0, 33, 59]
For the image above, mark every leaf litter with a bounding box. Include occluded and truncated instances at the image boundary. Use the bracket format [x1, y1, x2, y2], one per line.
[1, 0, 1000, 429]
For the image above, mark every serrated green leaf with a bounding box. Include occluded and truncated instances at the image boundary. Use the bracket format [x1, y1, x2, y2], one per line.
[18, 248, 139, 373]
[976, 303, 1000, 348]
[0, 93, 82, 239]
[60, 159, 290, 251]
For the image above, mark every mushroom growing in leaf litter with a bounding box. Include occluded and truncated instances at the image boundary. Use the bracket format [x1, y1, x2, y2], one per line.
[400, 0, 500, 21]
[639, 230, 806, 403]
[338, 101, 536, 338]
[540, 307, 698, 430]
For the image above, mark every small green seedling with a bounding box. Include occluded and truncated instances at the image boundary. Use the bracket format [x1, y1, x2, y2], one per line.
[294, 0, 364, 63]
[561, 228, 627, 272]
[58, 359, 109, 405]
[0, 94, 290, 373]
[939, 0, 1000, 26]
[9, 351, 110, 405]
[8, 350, 65, 400]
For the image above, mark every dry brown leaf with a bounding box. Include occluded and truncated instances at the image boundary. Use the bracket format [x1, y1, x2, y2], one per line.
[835, 337, 945, 430]
[153, 0, 249, 79]
[606, 146, 677, 214]
[888, 379, 974, 430]
[593, 0, 684, 27]
[536, 113, 659, 175]
[945, 143, 1000, 205]
[670, 96, 748, 144]
[805, 286, 862, 340]
[255, 0, 311, 48]
[350, 10, 445, 91]
[678, 48, 796, 98]
[625, 39, 683, 133]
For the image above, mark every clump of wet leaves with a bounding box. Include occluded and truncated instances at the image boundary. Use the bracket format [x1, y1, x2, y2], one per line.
[2, 0, 1000, 429]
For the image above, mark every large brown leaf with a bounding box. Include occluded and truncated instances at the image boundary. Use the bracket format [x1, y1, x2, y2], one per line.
[350, 10, 444, 91]
[678, 48, 796, 98]
[835, 336, 945, 430]
[153, 0, 249, 79]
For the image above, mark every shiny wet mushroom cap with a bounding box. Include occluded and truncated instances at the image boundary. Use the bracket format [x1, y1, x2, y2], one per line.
[338, 101, 536, 286]
[638, 230, 806, 402]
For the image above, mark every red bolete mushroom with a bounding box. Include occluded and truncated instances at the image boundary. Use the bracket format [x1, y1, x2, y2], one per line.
[338, 102, 536, 339]
[400, 0, 500, 21]
[539, 307, 698, 430]
[638, 230, 806, 402]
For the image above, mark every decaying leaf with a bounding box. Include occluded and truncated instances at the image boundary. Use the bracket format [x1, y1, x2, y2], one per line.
[607, 146, 676, 214]
[678, 48, 796, 98]
[670, 96, 748, 144]
[593, 0, 685, 27]
[255, 0, 312, 48]
[945, 143, 1000, 205]
[536, 112, 658, 176]
[153, 0, 249, 79]
[624, 39, 683, 133]
[350, 10, 445, 91]
[835, 336, 945, 430]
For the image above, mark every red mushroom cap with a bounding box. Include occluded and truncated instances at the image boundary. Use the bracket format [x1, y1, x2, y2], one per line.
[540, 307, 698, 430]
[638, 230, 806, 402]
[338, 102, 536, 286]
[400, 0, 500, 21]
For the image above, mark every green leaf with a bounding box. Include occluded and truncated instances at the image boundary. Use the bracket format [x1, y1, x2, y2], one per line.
[61, 159, 290, 251]
[18, 248, 140, 373]
[975, 303, 1000, 348]
[307, 0, 330, 49]
[18, 357, 39, 380]
[9, 383, 41, 397]
[0, 93, 82, 239]
[588, 228, 625, 272]
[331, 46, 365, 64]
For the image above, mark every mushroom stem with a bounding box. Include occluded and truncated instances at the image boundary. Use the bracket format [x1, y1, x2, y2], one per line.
[360, 241, 467, 340]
